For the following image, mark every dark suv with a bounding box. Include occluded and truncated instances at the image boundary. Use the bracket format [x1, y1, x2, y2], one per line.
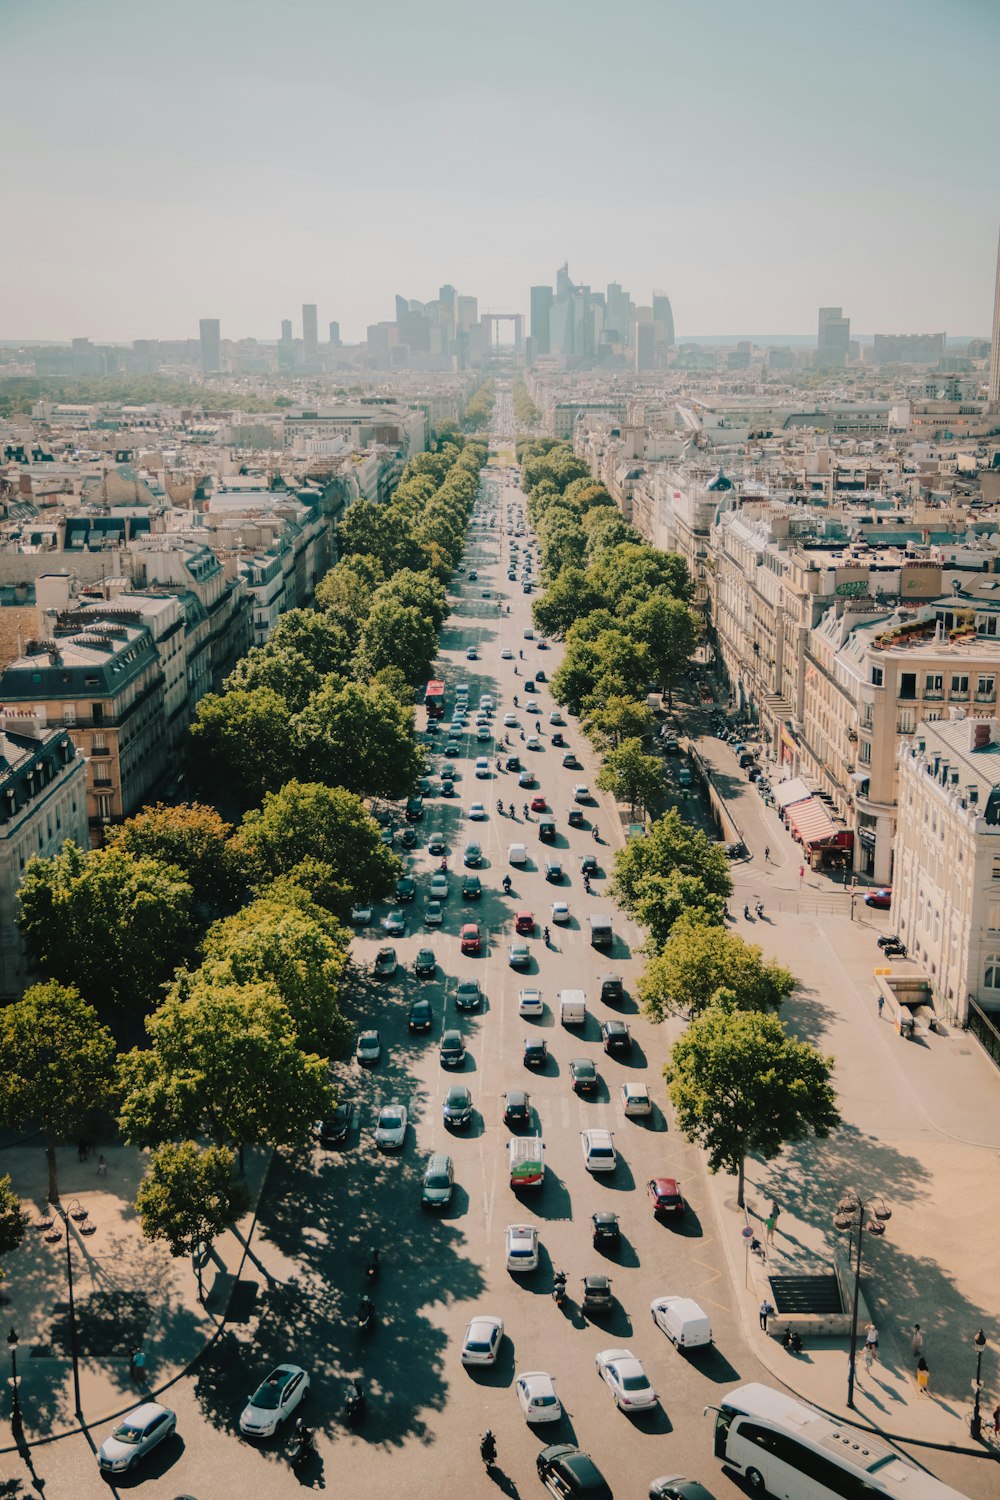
[601, 1020, 631, 1056]
[405, 796, 424, 822]
[537, 1445, 612, 1499]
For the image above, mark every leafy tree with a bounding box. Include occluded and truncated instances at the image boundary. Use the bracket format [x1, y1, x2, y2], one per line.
[0, 1175, 27, 1277]
[638, 911, 795, 1021]
[629, 595, 698, 706]
[314, 557, 382, 638]
[590, 543, 693, 607]
[118, 982, 335, 1160]
[596, 738, 663, 817]
[0, 982, 117, 1201]
[135, 1141, 250, 1301]
[582, 508, 640, 555]
[187, 687, 296, 810]
[18, 844, 194, 1028]
[665, 999, 840, 1207]
[358, 599, 438, 684]
[196, 886, 352, 1055]
[613, 808, 731, 911]
[532, 566, 602, 638]
[294, 678, 423, 798]
[236, 780, 399, 918]
[268, 610, 353, 677]
[372, 569, 447, 632]
[107, 802, 248, 924]
[225, 644, 320, 713]
[583, 697, 655, 751]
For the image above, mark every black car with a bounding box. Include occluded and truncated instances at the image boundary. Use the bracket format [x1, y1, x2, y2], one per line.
[443, 1083, 473, 1129]
[439, 780, 456, 798]
[592, 1210, 620, 1250]
[505, 755, 521, 772]
[537, 1445, 612, 1500]
[396, 875, 416, 903]
[400, 827, 418, 849]
[455, 979, 482, 1012]
[535, 670, 547, 682]
[602, 1020, 632, 1056]
[551, 732, 565, 747]
[427, 831, 447, 855]
[440, 1030, 466, 1068]
[600, 974, 624, 1005]
[503, 1089, 531, 1127]
[405, 796, 424, 822]
[570, 1058, 598, 1094]
[315, 1101, 354, 1146]
[408, 997, 433, 1032]
[462, 873, 482, 899]
[523, 679, 536, 693]
[567, 808, 584, 827]
[523, 1038, 548, 1069]
[580, 853, 599, 876]
[538, 818, 556, 844]
[581, 1274, 614, 1313]
[414, 948, 436, 978]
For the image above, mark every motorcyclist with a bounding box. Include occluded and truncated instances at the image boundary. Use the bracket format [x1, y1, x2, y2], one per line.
[508, 803, 515, 818]
[359, 1294, 374, 1328]
[543, 926, 550, 944]
[293, 1420, 315, 1460]
[522, 803, 530, 818]
[513, 695, 518, 707]
[502, 875, 512, 894]
[480, 1430, 497, 1466]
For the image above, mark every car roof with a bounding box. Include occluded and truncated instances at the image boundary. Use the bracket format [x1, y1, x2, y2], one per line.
[585, 1128, 613, 1144]
[120, 1401, 172, 1425]
[651, 1176, 680, 1191]
[623, 1081, 649, 1094]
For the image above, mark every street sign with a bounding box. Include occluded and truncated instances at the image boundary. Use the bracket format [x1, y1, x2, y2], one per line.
[741, 1226, 755, 1240]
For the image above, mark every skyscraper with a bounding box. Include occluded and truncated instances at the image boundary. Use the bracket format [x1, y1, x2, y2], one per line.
[817, 306, 850, 368]
[652, 291, 675, 350]
[329, 321, 341, 346]
[634, 307, 654, 371]
[530, 285, 553, 354]
[989, 226, 1000, 411]
[199, 318, 221, 373]
[280, 318, 293, 343]
[302, 304, 318, 361]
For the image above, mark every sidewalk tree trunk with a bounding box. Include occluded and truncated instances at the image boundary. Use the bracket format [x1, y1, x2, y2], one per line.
[664, 998, 840, 1209]
[0, 981, 117, 1204]
[134, 1141, 250, 1303]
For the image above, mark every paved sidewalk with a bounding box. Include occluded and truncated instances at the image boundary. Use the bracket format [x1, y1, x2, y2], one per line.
[1, 1138, 271, 1453]
[691, 725, 1000, 1460]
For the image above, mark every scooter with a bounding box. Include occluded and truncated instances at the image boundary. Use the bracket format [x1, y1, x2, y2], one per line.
[358, 1296, 375, 1334]
[365, 1247, 380, 1282]
[480, 1430, 498, 1469]
[292, 1421, 316, 1465]
[552, 1270, 568, 1306]
[502, 875, 512, 895]
[345, 1379, 365, 1426]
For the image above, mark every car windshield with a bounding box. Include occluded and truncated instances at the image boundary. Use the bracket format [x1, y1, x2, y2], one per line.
[576, 1062, 595, 1076]
[510, 1246, 533, 1257]
[466, 1339, 491, 1352]
[251, 1374, 288, 1409]
[380, 1111, 403, 1127]
[426, 1172, 450, 1189]
[622, 1372, 650, 1391]
[533, 1393, 558, 1406]
[110, 1420, 146, 1444]
[591, 1147, 614, 1158]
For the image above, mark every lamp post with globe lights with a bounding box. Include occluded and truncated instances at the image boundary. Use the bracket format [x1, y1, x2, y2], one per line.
[6, 1327, 23, 1443]
[970, 1329, 987, 1441]
[833, 1189, 891, 1410]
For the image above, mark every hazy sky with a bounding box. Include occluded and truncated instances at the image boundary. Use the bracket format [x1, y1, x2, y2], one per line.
[2, 0, 998, 343]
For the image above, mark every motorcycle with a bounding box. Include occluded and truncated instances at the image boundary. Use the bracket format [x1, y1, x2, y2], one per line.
[292, 1421, 316, 1465]
[480, 1430, 498, 1469]
[365, 1247, 380, 1282]
[358, 1296, 375, 1334]
[552, 1270, 568, 1307]
[502, 875, 512, 895]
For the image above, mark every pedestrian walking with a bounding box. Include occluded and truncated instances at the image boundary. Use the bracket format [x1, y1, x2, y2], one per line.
[130, 1346, 147, 1385]
[992, 1402, 999, 1436]
[764, 846, 770, 862]
[878, 995, 885, 1019]
[765, 1212, 776, 1244]
[863, 1344, 874, 1374]
[96, 1154, 108, 1178]
[911, 1324, 924, 1358]
[916, 1356, 930, 1394]
[759, 1298, 774, 1332]
[864, 1323, 879, 1361]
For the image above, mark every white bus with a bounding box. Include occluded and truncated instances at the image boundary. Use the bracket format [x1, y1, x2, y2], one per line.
[706, 1384, 969, 1500]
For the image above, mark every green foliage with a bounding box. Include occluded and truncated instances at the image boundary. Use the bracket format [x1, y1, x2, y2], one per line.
[371, 568, 447, 632]
[197, 885, 352, 1056]
[551, 627, 652, 715]
[267, 610, 354, 677]
[358, 599, 438, 684]
[665, 999, 839, 1206]
[628, 595, 698, 704]
[596, 738, 663, 817]
[463, 380, 496, 430]
[612, 810, 731, 950]
[118, 982, 335, 1153]
[236, 780, 399, 918]
[532, 567, 601, 638]
[0, 981, 117, 1201]
[638, 911, 794, 1021]
[18, 844, 194, 1026]
[512, 379, 541, 427]
[582, 696, 655, 751]
[225, 644, 322, 714]
[106, 802, 248, 923]
[0, 374, 278, 419]
[187, 687, 296, 809]
[0, 1174, 28, 1269]
[293, 678, 423, 797]
[135, 1141, 250, 1268]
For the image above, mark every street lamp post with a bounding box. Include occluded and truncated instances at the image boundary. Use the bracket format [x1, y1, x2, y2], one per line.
[43, 1209, 83, 1420]
[6, 1326, 23, 1442]
[833, 1190, 891, 1410]
[970, 1330, 987, 1441]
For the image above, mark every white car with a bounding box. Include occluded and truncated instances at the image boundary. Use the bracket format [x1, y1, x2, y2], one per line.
[350, 904, 372, 925]
[475, 758, 490, 778]
[515, 1370, 562, 1424]
[526, 735, 542, 750]
[239, 1364, 310, 1436]
[503, 713, 518, 727]
[476, 726, 492, 742]
[374, 1103, 408, 1151]
[550, 901, 570, 923]
[467, 803, 488, 820]
[549, 711, 564, 725]
[621, 1082, 653, 1117]
[505, 1223, 539, 1272]
[581, 1128, 617, 1173]
[481, 695, 494, 711]
[97, 1402, 177, 1474]
[430, 873, 449, 899]
[508, 842, 527, 865]
[573, 784, 591, 802]
[518, 986, 543, 1017]
[461, 1315, 504, 1366]
[595, 1349, 657, 1410]
[501, 648, 513, 660]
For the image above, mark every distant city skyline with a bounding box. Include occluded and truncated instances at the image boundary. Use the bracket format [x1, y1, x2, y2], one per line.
[1, 0, 998, 344]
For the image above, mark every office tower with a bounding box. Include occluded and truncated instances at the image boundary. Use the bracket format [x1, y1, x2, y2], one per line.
[302, 304, 318, 361]
[817, 306, 850, 368]
[652, 290, 675, 349]
[457, 296, 478, 331]
[605, 283, 633, 348]
[530, 285, 553, 354]
[199, 318, 221, 373]
[634, 307, 654, 371]
[280, 319, 293, 342]
[329, 321, 341, 346]
[872, 333, 946, 366]
[556, 263, 574, 299]
[989, 226, 1000, 410]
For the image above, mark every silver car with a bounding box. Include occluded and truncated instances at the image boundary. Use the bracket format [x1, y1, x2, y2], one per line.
[97, 1402, 177, 1474]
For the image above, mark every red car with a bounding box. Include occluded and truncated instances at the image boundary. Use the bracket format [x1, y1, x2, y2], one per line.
[530, 794, 547, 813]
[460, 923, 482, 955]
[647, 1177, 686, 1217]
[864, 887, 893, 910]
[514, 910, 535, 935]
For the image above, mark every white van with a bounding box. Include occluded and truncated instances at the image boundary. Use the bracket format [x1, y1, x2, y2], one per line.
[508, 1134, 544, 1188]
[558, 989, 587, 1026]
[650, 1295, 712, 1350]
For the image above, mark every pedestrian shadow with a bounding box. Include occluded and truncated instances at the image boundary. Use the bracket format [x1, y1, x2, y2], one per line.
[487, 1468, 521, 1498]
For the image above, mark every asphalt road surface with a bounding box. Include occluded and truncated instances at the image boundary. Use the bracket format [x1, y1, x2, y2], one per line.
[16, 441, 980, 1498]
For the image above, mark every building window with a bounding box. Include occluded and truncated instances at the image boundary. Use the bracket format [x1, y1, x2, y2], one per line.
[978, 676, 995, 700]
[989, 903, 1000, 935]
[859, 741, 871, 764]
[951, 674, 969, 697]
[924, 673, 943, 696]
[984, 956, 1000, 991]
[992, 857, 1000, 882]
[897, 707, 915, 733]
[900, 673, 916, 700]
[871, 666, 883, 686]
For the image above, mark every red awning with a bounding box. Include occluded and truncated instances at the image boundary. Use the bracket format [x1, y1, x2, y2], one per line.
[787, 796, 839, 847]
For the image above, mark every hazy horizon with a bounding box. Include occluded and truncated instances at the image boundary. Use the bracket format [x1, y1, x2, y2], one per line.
[2, 0, 998, 345]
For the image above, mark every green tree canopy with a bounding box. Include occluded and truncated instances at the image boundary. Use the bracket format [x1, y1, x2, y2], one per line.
[0, 1174, 28, 1276]
[532, 566, 603, 638]
[118, 982, 335, 1157]
[0, 981, 117, 1201]
[267, 609, 354, 677]
[106, 802, 248, 923]
[134, 1141, 250, 1300]
[612, 808, 731, 911]
[582, 696, 655, 751]
[236, 780, 399, 917]
[293, 678, 423, 798]
[224, 644, 321, 713]
[186, 687, 296, 810]
[358, 599, 438, 684]
[18, 844, 194, 1029]
[596, 738, 664, 818]
[629, 595, 698, 706]
[638, 911, 795, 1021]
[665, 999, 840, 1206]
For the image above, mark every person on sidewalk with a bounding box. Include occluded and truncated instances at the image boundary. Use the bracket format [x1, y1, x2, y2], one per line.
[992, 1403, 1000, 1436]
[765, 1210, 776, 1244]
[916, 1356, 930, 1394]
[759, 1298, 774, 1332]
[97, 1154, 108, 1177]
[865, 1323, 879, 1361]
[878, 995, 885, 1019]
[764, 846, 770, 862]
[911, 1323, 924, 1358]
